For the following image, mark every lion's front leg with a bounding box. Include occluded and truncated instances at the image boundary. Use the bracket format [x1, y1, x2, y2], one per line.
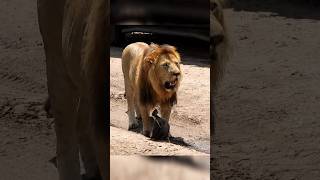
[160, 103, 172, 122]
[134, 100, 142, 120]
[139, 105, 153, 137]
[160, 103, 173, 136]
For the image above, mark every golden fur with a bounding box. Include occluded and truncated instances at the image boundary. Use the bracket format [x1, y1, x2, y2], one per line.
[37, 0, 108, 179]
[122, 42, 182, 136]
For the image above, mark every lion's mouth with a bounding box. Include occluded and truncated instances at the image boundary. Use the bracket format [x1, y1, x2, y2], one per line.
[164, 80, 177, 90]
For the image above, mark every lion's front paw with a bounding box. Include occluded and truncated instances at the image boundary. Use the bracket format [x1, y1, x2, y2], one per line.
[128, 121, 138, 128]
[143, 130, 151, 137]
[128, 122, 139, 130]
[128, 118, 142, 133]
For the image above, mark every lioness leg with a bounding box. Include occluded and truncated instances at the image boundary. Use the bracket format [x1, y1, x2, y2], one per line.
[77, 98, 100, 179]
[37, 1, 81, 179]
[53, 89, 81, 180]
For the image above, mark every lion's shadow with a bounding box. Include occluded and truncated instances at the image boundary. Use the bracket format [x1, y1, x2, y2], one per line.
[129, 119, 192, 148]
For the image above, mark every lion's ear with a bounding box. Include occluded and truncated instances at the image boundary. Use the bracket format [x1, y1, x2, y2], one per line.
[145, 50, 159, 64]
[161, 44, 176, 50]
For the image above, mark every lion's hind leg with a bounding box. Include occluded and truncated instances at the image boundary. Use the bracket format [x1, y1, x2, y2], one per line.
[124, 84, 139, 130]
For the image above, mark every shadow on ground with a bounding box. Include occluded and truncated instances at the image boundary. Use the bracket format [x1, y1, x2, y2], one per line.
[146, 156, 208, 170]
[125, 120, 193, 148]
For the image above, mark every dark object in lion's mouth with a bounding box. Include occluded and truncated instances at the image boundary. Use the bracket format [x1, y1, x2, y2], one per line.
[164, 80, 177, 89]
[150, 109, 170, 140]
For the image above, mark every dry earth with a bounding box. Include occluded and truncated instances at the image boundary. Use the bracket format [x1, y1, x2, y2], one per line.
[111, 156, 210, 180]
[110, 127, 206, 155]
[0, 0, 57, 179]
[212, 4, 320, 180]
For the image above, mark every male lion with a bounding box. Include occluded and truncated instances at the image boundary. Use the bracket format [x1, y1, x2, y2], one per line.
[122, 42, 182, 137]
[211, 0, 229, 134]
[37, 0, 109, 180]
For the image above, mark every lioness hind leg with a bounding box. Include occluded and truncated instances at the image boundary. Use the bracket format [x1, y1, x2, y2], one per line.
[53, 93, 81, 180]
[77, 98, 100, 179]
[38, 1, 81, 178]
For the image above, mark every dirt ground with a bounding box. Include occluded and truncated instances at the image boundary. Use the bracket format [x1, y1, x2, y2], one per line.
[212, 3, 320, 180]
[110, 127, 206, 155]
[111, 156, 210, 180]
[0, 0, 57, 179]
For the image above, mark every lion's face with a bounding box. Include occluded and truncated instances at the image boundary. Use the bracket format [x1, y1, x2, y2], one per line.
[154, 54, 182, 92]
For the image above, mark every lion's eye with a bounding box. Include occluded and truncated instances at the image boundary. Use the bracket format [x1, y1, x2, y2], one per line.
[162, 63, 169, 67]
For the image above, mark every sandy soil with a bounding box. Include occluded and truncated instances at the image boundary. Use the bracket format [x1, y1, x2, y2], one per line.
[110, 47, 210, 155]
[0, 0, 57, 179]
[212, 4, 320, 180]
[110, 127, 206, 155]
